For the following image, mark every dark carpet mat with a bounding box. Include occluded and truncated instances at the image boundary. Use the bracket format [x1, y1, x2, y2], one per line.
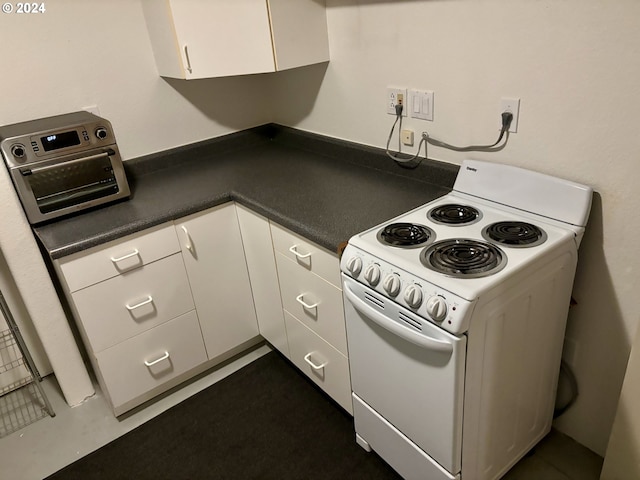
[47, 351, 401, 480]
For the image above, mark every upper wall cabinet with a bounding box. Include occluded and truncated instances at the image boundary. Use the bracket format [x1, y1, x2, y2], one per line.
[141, 0, 330, 79]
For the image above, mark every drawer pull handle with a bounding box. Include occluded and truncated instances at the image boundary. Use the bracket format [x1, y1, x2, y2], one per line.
[289, 245, 311, 259]
[110, 249, 140, 263]
[304, 353, 327, 371]
[144, 351, 170, 367]
[296, 294, 318, 310]
[180, 225, 194, 252]
[125, 296, 153, 311]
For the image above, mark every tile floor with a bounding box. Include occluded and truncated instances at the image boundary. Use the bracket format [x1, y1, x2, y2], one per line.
[0, 344, 603, 480]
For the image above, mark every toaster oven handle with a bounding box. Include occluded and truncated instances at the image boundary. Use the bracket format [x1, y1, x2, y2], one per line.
[21, 149, 116, 176]
[344, 283, 453, 354]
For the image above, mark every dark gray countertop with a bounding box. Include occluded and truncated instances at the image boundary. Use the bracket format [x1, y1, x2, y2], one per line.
[34, 125, 458, 259]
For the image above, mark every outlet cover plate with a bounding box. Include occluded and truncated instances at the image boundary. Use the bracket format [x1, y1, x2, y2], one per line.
[500, 97, 520, 133]
[387, 87, 408, 116]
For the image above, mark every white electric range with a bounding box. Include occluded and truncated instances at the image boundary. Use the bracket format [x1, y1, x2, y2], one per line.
[340, 159, 592, 480]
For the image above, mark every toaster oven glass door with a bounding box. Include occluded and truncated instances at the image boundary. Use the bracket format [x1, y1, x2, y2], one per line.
[27, 153, 119, 214]
[16, 150, 122, 220]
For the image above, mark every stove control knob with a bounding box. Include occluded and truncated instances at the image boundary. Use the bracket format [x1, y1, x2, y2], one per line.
[346, 256, 363, 277]
[382, 274, 401, 297]
[426, 296, 448, 322]
[404, 284, 423, 309]
[363, 264, 381, 286]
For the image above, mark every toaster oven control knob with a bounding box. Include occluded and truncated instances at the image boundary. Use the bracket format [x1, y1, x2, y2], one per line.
[426, 296, 448, 322]
[95, 127, 108, 140]
[404, 284, 423, 309]
[383, 274, 401, 297]
[11, 144, 26, 159]
[345, 256, 363, 277]
[363, 264, 381, 286]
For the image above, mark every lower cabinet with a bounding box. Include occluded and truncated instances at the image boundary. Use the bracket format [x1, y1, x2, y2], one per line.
[237, 217, 353, 414]
[175, 204, 259, 359]
[284, 312, 352, 413]
[236, 205, 289, 357]
[53, 202, 350, 416]
[95, 310, 207, 415]
[54, 204, 260, 416]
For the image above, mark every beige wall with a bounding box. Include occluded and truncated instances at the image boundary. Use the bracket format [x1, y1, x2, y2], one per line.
[269, 0, 640, 456]
[0, 0, 273, 159]
[601, 322, 640, 478]
[1, 0, 638, 458]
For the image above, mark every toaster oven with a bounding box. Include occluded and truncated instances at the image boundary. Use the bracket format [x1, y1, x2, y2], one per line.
[0, 111, 130, 224]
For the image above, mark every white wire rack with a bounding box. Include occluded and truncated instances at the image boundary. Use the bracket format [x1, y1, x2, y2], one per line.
[0, 292, 54, 438]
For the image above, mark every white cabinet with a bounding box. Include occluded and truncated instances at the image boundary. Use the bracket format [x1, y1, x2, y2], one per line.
[175, 203, 259, 360]
[284, 311, 352, 413]
[52, 202, 348, 416]
[54, 205, 260, 416]
[55, 223, 206, 415]
[270, 223, 352, 414]
[71, 252, 195, 353]
[96, 311, 207, 414]
[141, 0, 330, 79]
[236, 205, 288, 357]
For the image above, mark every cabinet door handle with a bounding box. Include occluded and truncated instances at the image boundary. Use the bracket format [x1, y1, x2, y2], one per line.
[144, 351, 170, 367]
[183, 44, 193, 74]
[289, 245, 311, 259]
[181, 225, 193, 252]
[110, 249, 139, 263]
[304, 353, 327, 371]
[125, 296, 153, 311]
[296, 294, 318, 310]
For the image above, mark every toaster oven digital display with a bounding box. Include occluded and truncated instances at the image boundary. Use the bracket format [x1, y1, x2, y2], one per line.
[41, 130, 81, 152]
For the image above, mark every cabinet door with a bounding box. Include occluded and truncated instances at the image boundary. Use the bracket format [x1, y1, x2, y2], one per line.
[176, 204, 259, 359]
[268, 0, 330, 71]
[236, 205, 289, 357]
[169, 0, 275, 78]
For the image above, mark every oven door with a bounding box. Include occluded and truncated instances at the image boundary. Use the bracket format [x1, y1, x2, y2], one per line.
[10, 147, 130, 224]
[342, 275, 466, 479]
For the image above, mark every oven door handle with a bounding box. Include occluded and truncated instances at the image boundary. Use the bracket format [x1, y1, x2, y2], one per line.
[344, 284, 453, 354]
[22, 149, 115, 175]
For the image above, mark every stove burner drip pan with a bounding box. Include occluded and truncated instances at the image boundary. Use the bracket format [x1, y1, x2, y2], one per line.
[377, 223, 435, 248]
[427, 204, 482, 225]
[420, 238, 507, 278]
[482, 221, 547, 248]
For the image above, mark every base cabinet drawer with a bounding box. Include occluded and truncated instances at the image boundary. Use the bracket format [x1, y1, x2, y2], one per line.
[284, 311, 352, 414]
[95, 310, 207, 410]
[72, 253, 195, 352]
[58, 223, 181, 292]
[276, 252, 347, 355]
[270, 222, 341, 288]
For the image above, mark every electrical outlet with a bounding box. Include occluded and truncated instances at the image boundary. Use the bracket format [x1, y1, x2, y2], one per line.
[387, 87, 408, 116]
[410, 90, 434, 121]
[500, 97, 520, 133]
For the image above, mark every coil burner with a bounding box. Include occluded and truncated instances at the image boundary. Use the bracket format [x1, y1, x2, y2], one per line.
[377, 223, 435, 249]
[420, 238, 507, 278]
[428, 204, 482, 226]
[482, 221, 547, 248]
